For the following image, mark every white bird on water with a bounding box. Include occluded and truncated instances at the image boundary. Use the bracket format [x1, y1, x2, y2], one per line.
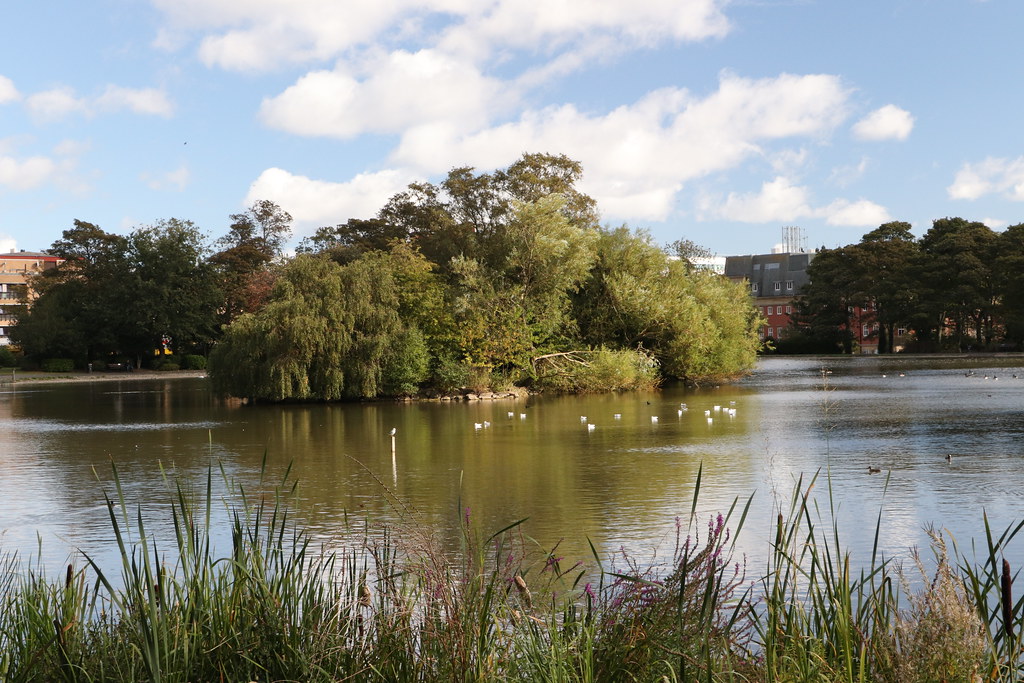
[580, 416, 588, 422]
[651, 416, 659, 423]
[613, 413, 622, 419]
[474, 423, 483, 430]
[587, 423, 596, 431]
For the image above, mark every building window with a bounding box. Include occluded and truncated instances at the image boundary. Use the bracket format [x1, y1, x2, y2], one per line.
[751, 283, 759, 293]
[767, 306, 773, 315]
[786, 280, 793, 291]
[786, 305, 792, 314]
[774, 281, 781, 292]
[897, 327, 907, 336]
[776, 327, 783, 338]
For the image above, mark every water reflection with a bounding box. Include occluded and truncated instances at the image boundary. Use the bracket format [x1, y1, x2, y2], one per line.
[1, 357, 1023, 581]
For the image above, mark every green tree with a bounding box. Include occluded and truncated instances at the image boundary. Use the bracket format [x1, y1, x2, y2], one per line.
[15, 219, 220, 365]
[916, 217, 997, 350]
[208, 254, 428, 401]
[122, 219, 221, 359]
[574, 227, 760, 382]
[789, 246, 862, 353]
[994, 223, 1024, 347]
[856, 222, 919, 353]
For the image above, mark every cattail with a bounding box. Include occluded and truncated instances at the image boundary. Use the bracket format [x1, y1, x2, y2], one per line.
[514, 574, 532, 609]
[1002, 558, 1014, 638]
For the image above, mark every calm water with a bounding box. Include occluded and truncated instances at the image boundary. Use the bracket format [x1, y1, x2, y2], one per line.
[2, 355, 1024, 577]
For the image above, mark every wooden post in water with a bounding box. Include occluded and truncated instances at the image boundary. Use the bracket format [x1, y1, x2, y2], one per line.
[391, 428, 397, 485]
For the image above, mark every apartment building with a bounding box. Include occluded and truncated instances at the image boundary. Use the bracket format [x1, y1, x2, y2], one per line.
[0, 251, 63, 346]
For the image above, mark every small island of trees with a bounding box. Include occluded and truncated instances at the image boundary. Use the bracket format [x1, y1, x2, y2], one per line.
[12, 153, 762, 401]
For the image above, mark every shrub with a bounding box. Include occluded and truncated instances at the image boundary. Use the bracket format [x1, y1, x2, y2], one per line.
[876, 529, 987, 683]
[0, 346, 17, 368]
[430, 355, 472, 394]
[533, 347, 660, 392]
[40, 358, 74, 372]
[157, 362, 181, 371]
[181, 354, 207, 370]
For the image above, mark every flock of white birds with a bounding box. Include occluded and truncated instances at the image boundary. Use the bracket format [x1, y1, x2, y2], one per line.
[455, 400, 741, 432]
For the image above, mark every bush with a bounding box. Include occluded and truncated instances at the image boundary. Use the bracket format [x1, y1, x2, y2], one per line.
[0, 346, 17, 368]
[430, 355, 472, 394]
[534, 347, 660, 392]
[157, 362, 181, 371]
[181, 354, 207, 370]
[40, 358, 74, 372]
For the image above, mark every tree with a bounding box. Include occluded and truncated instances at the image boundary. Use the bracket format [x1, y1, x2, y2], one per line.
[15, 219, 220, 365]
[122, 219, 221, 359]
[208, 254, 429, 401]
[916, 218, 997, 350]
[789, 247, 862, 353]
[856, 222, 919, 353]
[210, 200, 292, 324]
[573, 226, 760, 383]
[994, 223, 1024, 347]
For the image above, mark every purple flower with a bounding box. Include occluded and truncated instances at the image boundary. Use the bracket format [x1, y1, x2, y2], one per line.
[583, 582, 595, 600]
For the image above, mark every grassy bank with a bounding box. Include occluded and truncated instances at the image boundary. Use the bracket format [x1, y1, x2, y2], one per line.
[1, 465, 1021, 682]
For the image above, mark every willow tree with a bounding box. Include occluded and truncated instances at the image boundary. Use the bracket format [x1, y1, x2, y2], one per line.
[208, 254, 428, 401]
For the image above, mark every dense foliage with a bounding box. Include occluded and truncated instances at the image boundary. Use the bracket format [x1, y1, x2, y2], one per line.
[12, 154, 761, 394]
[213, 154, 761, 400]
[12, 218, 223, 366]
[789, 218, 1024, 353]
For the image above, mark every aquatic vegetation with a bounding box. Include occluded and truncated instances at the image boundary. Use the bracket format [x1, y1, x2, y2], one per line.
[0, 462, 1022, 681]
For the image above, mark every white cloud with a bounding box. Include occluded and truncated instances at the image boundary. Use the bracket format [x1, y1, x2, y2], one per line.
[25, 85, 173, 121]
[244, 166, 418, 236]
[702, 176, 890, 226]
[260, 49, 511, 138]
[153, 0, 730, 72]
[981, 217, 1008, 229]
[97, 86, 174, 117]
[26, 87, 87, 121]
[852, 104, 914, 141]
[390, 72, 851, 220]
[828, 157, 869, 187]
[822, 198, 891, 226]
[0, 76, 20, 105]
[0, 234, 16, 253]
[947, 156, 1024, 201]
[0, 155, 58, 190]
[707, 177, 814, 223]
[141, 164, 191, 191]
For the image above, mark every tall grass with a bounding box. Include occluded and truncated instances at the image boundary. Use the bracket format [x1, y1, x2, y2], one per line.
[0, 460, 1020, 681]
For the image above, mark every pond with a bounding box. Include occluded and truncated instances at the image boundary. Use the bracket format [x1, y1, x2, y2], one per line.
[2, 354, 1024, 578]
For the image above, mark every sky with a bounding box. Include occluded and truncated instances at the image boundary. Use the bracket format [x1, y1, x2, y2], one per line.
[2, 0, 1024, 258]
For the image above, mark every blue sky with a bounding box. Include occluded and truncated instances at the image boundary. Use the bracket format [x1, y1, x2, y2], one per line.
[2, 0, 1023, 257]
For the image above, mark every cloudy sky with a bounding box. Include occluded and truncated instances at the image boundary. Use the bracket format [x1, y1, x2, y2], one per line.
[2, 0, 1022, 256]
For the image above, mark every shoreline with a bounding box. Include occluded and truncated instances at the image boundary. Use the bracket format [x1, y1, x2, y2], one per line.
[0, 368, 208, 386]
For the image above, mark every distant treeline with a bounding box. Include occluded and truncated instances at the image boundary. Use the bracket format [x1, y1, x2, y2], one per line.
[784, 219, 1024, 354]
[13, 154, 761, 400]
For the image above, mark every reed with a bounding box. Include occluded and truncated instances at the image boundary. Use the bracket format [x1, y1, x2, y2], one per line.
[0, 460, 1020, 681]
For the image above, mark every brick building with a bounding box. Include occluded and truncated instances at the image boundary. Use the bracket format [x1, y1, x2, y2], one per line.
[724, 250, 814, 342]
